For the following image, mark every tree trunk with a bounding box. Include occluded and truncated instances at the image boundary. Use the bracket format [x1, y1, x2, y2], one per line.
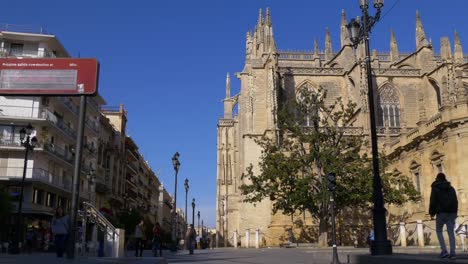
[318, 216, 328, 247]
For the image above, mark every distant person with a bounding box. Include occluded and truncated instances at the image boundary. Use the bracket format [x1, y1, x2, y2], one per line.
[186, 225, 196, 255]
[429, 172, 458, 260]
[50, 207, 70, 258]
[134, 220, 145, 257]
[152, 222, 162, 257]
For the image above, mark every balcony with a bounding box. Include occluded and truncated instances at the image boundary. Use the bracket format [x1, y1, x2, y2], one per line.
[0, 48, 57, 58]
[0, 105, 42, 119]
[86, 97, 100, 112]
[56, 97, 79, 116]
[85, 117, 99, 134]
[0, 138, 22, 148]
[42, 109, 77, 139]
[83, 141, 97, 154]
[0, 167, 72, 192]
[43, 142, 74, 165]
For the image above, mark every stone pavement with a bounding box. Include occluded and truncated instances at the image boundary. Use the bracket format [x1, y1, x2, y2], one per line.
[1, 247, 468, 264]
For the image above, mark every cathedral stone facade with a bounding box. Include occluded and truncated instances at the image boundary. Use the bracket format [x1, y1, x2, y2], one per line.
[216, 9, 468, 247]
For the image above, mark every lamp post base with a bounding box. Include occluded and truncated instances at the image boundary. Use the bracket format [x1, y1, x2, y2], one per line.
[370, 240, 393, 255]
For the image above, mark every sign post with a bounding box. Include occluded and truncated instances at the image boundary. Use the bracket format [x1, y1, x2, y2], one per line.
[0, 58, 98, 258]
[67, 95, 87, 259]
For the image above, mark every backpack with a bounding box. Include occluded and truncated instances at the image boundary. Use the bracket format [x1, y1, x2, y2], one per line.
[438, 185, 458, 213]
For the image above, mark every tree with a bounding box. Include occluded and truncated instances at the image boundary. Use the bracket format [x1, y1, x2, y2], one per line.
[240, 87, 419, 247]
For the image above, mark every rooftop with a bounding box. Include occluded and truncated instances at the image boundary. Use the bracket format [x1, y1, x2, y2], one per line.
[0, 23, 49, 35]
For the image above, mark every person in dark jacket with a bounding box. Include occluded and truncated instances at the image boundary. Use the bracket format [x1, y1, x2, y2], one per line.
[429, 172, 458, 260]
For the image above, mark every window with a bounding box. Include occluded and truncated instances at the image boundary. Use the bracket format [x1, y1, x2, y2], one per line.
[10, 43, 24, 56]
[410, 161, 421, 193]
[46, 192, 56, 207]
[414, 172, 421, 192]
[377, 84, 400, 127]
[33, 189, 44, 205]
[296, 83, 320, 127]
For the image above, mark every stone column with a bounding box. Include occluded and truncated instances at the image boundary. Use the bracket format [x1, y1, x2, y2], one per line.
[234, 230, 238, 248]
[255, 229, 260, 249]
[245, 229, 250, 248]
[417, 220, 425, 247]
[399, 222, 407, 247]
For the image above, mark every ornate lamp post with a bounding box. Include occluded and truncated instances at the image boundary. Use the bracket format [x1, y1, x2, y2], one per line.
[190, 198, 195, 255]
[197, 211, 201, 236]
[171, 152, 180, 252]
[11, 123, 37, 254]
[184, 179, 189, 230]
[347, 0, 392, 255]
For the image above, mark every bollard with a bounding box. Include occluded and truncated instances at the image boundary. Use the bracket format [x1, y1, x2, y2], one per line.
[416, 220, 424, 247]
[399, 222, 407, 247]
[234, 230, 238, 248]
[255, 229, 260, 249]
[245, 229, 250, 248]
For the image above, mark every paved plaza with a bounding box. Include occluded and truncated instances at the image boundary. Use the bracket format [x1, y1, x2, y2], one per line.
[1, 247, 468, 264]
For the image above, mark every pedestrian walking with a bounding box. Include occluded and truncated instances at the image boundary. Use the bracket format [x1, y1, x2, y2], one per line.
[186, 224, 196, 255]
[152, 222, 162, 257]
[429, 172, 458, 260]
[50, 207, 70, 258]
[134, 220, 145, 257]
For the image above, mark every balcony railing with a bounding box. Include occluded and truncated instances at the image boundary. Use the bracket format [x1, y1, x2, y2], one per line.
[0, 23, 48, 34]
[0, 48, 57, 58]
[0, 138, 22, 148]
[85, 117, 99, 133]
[43, 142, 74, 164]
[42, 109, 77, 139]
[0, 167, 72, 191]
[0, 105, 42, 119]
[57, 97, 79, 116]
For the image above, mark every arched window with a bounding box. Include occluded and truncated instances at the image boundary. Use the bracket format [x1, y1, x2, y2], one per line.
[429, 79, 442, 108]
[377, 84, 400, 127]
[409, 161, 421, 193]
[296, 82, 319, 127]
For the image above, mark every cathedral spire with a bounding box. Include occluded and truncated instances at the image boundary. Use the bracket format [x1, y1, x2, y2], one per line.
[390, 29, 399, 62]
[313, 38, 319, 58]
[226, 72, 231, 99]
[325, 27, 333, 60]
[416, 10, 429, 49]
[265, 7, 272, 26]
[340, 9, 349, 47]
[440, 37, 452, 61]
[257, 8, 263, 26]
[454, 31, 464, 64]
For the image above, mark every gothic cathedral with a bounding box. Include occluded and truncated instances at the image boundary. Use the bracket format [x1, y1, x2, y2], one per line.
[216, 9, 468, 246]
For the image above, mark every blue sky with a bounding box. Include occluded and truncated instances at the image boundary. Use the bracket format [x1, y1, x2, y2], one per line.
[2, 0, 467, 227]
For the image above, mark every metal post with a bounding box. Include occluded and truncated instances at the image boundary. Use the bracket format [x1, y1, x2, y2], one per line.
[185, 188, 188, 230]
[197, 211, 200, 235]
[171, 170, 178, 252]
[11, 144, 29, 254]
[362, 12, 392, 254]
[330, 190, 340, 264]
[67, 95, 87, 259]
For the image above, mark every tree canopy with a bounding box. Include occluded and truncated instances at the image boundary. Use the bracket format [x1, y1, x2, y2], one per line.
[240, 87, 420, 245]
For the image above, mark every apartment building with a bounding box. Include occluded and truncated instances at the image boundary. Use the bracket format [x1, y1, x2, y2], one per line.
[0, 26, 104, 234]
[0, 25, 182, 245]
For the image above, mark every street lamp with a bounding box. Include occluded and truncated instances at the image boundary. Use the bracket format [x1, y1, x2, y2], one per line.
[11, 123, 37, 254]
[347, 0, 392, 255]
[190, 198, 195, 255]
[171, 152, 180, 252]
[184, 179, 189, 230]
[197, 211, 201, 235]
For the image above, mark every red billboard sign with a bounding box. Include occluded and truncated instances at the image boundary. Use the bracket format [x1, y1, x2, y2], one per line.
[0, 58, 98, 95]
